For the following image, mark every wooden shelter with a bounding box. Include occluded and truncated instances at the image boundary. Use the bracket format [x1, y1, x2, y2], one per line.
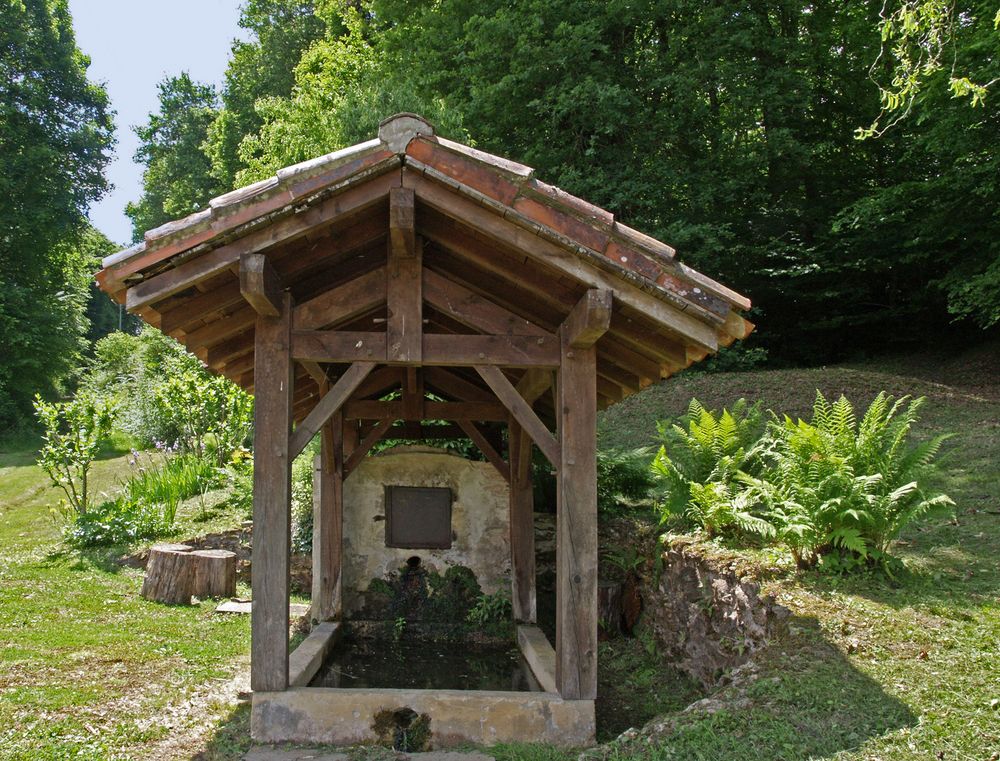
[97, 114, 751, 745]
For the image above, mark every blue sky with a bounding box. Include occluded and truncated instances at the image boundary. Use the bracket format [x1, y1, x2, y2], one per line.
[68, 0, 247, 246]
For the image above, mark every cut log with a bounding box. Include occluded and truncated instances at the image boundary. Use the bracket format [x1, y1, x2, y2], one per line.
[598, 580, 623, 639]
[141, 545, 195, 604]
[191, 549, 238, 598]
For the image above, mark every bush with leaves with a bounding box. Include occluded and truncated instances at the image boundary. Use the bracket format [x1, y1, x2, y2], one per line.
[34, 393, 114, 516]
[651, 398, 769, 537]
[749, 392, 954, 569]
[596, 448, 656, 514]
[66, 495, 168, 548]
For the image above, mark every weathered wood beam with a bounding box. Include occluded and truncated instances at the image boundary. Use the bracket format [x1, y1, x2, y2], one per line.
[160, 278, 243, 335]
[555, 316, 599, 700]
[343, 418, 393, 477]
[251, 293, 294, 692]
[423, 366, 494, 402]
[289, 361, 376, 459]
[402, 367, 424, 420]
[564, 289, 612, 348]
[344, 399, 508, 422]
[475, 365, 560, 466]
[126, 172, 397, 312]
[456, 419, 510, 481]
[509, 418, 536, 623]
[404, 170, 719, 352]
[293, 267, 386, 331]
[240, 253, 284, 317]
[298, 360, 327, 386]
[423, 268, 550, 337]
[311, 409, 342, 622]
[352, 365, 404, 399]
[383, 422, 469, 439]
[291, 330, 560, 368]
[387, 187, 421, 362]
[515, 368, 552, 406]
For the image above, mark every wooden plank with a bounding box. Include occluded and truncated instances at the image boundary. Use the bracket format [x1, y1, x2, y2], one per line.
[402, 367, 424, 420]
[404, 170, 719, 352]
[160, 278, 243, 335]
[555, 320, 598, 700]
[509, 419, 536, 623]
[564, 289, 612, 348]
[293, 267, 386, 331]
[251, 293, 294, 692]
[292, 330, 387, 363]
[423, 268, 550, 336]
[126, 171, 397, 311]
[456, 419, 510, 481]
[344, 418, 393, 477]
[311, 410, 343, 622]
[298, 360, 327, 386]
[387, 187, 421, 362]
[240, 253, 283, 317]
[344, 399, 508, 422]
[185, 304, 257, 350]
[475, 365, 559, 466]
[289, 362, 376, 459]
[515, 368, 552, 405]
[423, 366, 494, 402]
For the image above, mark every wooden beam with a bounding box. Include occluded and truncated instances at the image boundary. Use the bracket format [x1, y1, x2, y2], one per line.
[251, 293, 294, 692]
[383, 422, 469, 439]
[160, 278, 243, 335]
[291, 330, 560, 368]
[344, 399, 508, 422]
[240, 253, 283, 317]
[293, 267, 386, 331]
[555, 318, 598, 700]
[387, 187, 421, 362]
[298, 360, 327, 386]
[312, 409, 343, 622]
[423, 366, 494, 402]
[456, 419, 510, 481]
[403, 169, 719, 351]
[423, 269, 549, 336]
[515, 368, 552, 405]
[289, 362, 376, 459]
[343, 418, 393, 477]
[509, 419, 536, 623]
[564, 289, 612, 348]
[352, 365, 404, 399]
[402, 367, 424, 420]
[475, 365, 559, 466]
[126, 171, 397, 311]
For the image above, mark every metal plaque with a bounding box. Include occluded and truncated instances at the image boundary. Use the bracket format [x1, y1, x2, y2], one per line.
[384, 486, 453, 549]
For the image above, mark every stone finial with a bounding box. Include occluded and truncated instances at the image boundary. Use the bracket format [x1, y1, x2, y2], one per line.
[378, 113, 435, 153]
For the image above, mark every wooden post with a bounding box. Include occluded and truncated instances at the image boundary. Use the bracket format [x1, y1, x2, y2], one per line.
[251, 293, 294, 693]
[387, 187, 421, 362]
[554, 291, 607, 701]
[509, 418, 536, 624]
[312, 411, 343, 622]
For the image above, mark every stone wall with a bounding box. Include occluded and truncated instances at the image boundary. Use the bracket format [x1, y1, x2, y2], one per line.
[342, 446, 511, 617]
[640, 534, 789, 687]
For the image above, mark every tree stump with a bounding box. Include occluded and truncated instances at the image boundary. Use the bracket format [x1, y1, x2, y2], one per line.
[190, 549, 237, 598]
[141, 544, 195, 604]
[598, 580, 623, 639]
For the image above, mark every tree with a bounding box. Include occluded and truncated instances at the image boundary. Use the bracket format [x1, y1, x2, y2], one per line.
[0, 0, 114, 425]
[125, 73, 222, 239]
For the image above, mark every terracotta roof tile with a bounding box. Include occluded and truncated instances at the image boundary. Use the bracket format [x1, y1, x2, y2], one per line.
[513, 194, 610, 253]
[522, 178, 614, 228]
[406, 137, 522, 206]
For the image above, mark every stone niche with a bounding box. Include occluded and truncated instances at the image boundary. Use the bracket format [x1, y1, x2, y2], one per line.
[343, 445, 511, 617]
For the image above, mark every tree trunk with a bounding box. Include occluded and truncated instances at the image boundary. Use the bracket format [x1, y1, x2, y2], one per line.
[141, 545, 195, 604]
[190, 549, 237, 598]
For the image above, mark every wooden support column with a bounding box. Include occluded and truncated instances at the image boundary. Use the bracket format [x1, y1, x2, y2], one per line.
[312, 409, 343, 622]
[387, 187, 421, 362]
[554, 290, 609, 701]
[509, 418, 536, 624]
[251, 292, 294, 692]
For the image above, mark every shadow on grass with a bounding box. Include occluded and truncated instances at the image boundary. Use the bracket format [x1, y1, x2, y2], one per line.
[597, 615, 916, 761]
[195, 702, 254, 761]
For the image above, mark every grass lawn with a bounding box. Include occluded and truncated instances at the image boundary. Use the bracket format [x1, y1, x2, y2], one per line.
[1, 349, 998, 760]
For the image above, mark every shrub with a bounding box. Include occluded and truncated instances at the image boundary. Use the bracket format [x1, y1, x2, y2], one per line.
[650, 398, 769, 536]
[596, 448, 656, 514]
[34, 393, 114, 515]
[749, 392, 954, 568]
[66, 495, 168, 547]
[466, 589, 513, 637]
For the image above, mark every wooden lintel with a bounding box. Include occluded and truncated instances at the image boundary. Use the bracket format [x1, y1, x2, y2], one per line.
[475, 365, 560, 466]
[240, 253, 284, 317]
[456, 419, 510, 481]
[289, 361, 377, 459]
[563, 289, 612, 348]
[344, 399, 508, 422]
[387, 187, 421, 362]
[343, 418, 394, 477]
[291, 331, 560, 368]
